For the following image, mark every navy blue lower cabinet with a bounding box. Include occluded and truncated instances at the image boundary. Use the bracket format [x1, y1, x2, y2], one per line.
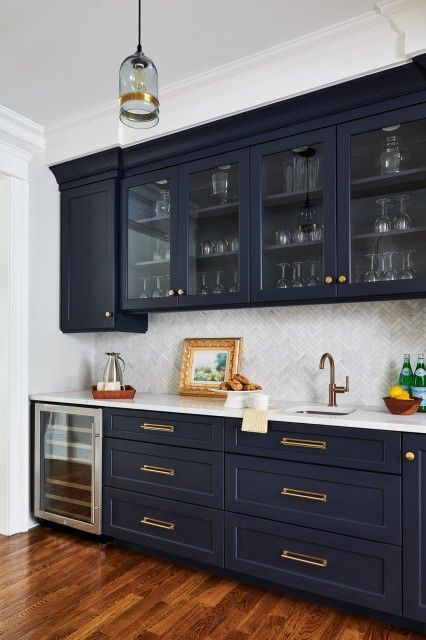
[225, 454, 401, 544]
[103, 409, 224, 451]
[103, 487, 224, 567]
[225, 513, 401, 615]
[403, 434, 426, 623]
[104, 438, 224, 508]
[225, 419, 401, 474]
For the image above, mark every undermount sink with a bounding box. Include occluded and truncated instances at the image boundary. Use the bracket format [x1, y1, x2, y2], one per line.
[286, 405, 357, 416]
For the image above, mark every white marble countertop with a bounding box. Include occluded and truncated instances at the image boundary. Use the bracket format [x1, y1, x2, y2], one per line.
[29, 390, 426, 434]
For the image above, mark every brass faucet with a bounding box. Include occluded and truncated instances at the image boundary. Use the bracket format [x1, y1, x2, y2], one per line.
[319, 353, 349, 407]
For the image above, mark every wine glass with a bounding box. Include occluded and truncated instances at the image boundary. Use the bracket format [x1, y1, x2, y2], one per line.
[199, 272, 209, 295]
[139, 277, 150, 298]
[152, 275, 163, 297]
[378, 253, 387, 281]
[364, 253, 379, 282]
[291, 261, 305, 287]
[399, 249, 416, 279]
[393, 194, 411, 231]
[374, 197, 392, 233]
[275, 229, 291, 246]
[383, 251, 398, 280]
[307, 259, 320, 286]
[213, 270, 224, 294]
[155, 189, 171, 218]
[275, 263, 290, 288]
[229, 269, 239, 293]
[200, 240, 213, 256]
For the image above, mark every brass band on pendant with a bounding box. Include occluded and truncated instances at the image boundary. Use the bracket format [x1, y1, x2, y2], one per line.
[119, 91, 159, 108]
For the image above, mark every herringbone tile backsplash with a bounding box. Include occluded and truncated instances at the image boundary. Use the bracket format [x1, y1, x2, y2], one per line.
[95, 299, 426, 407]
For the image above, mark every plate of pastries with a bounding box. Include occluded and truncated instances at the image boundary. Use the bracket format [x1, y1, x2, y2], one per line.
[213, 373, 263, 408]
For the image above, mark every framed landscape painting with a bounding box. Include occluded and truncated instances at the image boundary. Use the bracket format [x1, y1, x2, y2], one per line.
[179, 338, 242, 396]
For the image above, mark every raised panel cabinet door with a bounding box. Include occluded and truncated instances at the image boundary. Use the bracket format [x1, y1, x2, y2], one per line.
[178, 150, 250, 308]
[337, 103, 426, 299]
[120, 167, 179, 311]
[403, 433, 426, 623]
[250, 127, 337, 303]
[61, 179, 116, 332]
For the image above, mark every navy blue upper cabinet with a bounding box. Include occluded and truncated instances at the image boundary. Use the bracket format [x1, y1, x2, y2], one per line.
[60, 179, 147, 333]
[250, 128, 337, 303]
[337, 104, 426, 299]
[178, 150, 250, 307]
[120, 167, 180, 310]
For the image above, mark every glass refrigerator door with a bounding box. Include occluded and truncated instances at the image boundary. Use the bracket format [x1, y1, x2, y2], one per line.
[34, 405, 102, 533]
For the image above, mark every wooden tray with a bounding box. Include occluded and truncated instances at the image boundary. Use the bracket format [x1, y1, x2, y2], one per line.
[91, 385, 136, 400]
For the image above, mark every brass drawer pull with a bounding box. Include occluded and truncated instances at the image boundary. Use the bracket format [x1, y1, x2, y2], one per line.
[281, 549, 327, 568]
[141, 464, 175, 476]
[281, 437, 326, 450]
[281, 487, 327, 502]
[141, 423, 175, 433]
[141, 516, 175, 531]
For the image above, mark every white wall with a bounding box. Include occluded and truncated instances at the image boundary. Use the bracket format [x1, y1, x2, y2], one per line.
[0, 176, 10, 533]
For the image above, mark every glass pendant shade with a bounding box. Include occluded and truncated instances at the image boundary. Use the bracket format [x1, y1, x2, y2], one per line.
[119, 48, 159, 128]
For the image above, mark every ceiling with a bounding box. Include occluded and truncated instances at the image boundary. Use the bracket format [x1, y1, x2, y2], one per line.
[0, 0, 376, 126]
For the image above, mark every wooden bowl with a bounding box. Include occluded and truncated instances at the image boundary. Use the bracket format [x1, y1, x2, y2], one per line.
[383, 396, 421, 415]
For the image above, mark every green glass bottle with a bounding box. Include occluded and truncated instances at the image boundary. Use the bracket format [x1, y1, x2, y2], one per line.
[399, 353, 414, 392]
[412, 353, 426, 413]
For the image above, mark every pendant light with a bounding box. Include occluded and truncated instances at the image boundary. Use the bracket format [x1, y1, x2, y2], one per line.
[119, 0, 159, 128]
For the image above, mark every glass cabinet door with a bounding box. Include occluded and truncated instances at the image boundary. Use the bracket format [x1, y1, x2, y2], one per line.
[121, 168, 179, 310]
[178, 151, 250, 306]
[251, 129, 337, 302]
[338, 105, 426, 298]
[34, 405, 101, 533]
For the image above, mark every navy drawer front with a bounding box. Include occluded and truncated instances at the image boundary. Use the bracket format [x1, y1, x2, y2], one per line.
[226, 454, 401, 544]
[104, 409, 224, 451]
[103, 487, 224, 567]
[225, 419, 401, 474]
[225, 513, 401, 615]
[104, 438, 224, 508]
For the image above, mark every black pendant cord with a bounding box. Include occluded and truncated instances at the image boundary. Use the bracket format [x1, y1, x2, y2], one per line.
[137, 0, 142, 52]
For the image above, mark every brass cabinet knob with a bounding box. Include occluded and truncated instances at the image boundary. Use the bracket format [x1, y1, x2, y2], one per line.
[168, 289, 176, 296]
[177, 288, 185, 296]
[324, 276, 333, 285]
[338, 275, 347, 284]
[105, 311, 113, 318]
[405, 451, 415, 462]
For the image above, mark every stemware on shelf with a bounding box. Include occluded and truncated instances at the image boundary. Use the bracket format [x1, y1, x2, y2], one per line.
[152, 275, 164, 297]
[310, 223, 323, 242]
[163, 245, 170, 261]
[393, 193, 411, 231]
[229, 236, 239, 252]
[213, 270, 224, 294]
[275, 262, 290, 289]
[378, 253, 387, 281]
[139, 276, 150, 298]
[229, 269, 239, 293]
[211, 170, 228, 204]
[291, 261, 305, 288]
[374, 197, 392, 233]
[364, 253, 379, 282]
[282, 158, 293, 193]
[293, 227, 307, 244]
[275, 229, 292, 246]
[155, 189, 171, 218]
[215, 238, 227, 254]
[382, 251, 398, 281]
[201, 240, 214, 256]
[307, 259, 320, 286]
[399, 249, 416, 279]
[378, 135, 409, 175]
[153, 238, 163, 262]
[199, 272, 209, 295]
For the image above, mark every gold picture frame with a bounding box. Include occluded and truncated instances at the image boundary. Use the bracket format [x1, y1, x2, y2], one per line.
[179, 338, 243, 397]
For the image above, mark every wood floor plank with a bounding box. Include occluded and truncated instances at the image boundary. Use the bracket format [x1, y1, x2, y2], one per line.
[0, 527, 421, 640]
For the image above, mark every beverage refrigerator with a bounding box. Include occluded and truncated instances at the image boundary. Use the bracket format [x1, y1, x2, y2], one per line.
[33, 403, 102, 534]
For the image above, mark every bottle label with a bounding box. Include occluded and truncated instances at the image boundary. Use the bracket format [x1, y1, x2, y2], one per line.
[411, 387, 426, 407]
[401, 367, 412, 376]
[415, 368, 426, 377]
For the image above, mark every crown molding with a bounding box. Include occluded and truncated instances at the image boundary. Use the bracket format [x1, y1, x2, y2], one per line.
[377, 0, 426, 57]
[44, 5, 417, 165]
[0, 104, 44, 150]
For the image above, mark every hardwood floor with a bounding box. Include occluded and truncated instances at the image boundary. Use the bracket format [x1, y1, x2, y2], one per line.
[0, 527, 423, 640]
